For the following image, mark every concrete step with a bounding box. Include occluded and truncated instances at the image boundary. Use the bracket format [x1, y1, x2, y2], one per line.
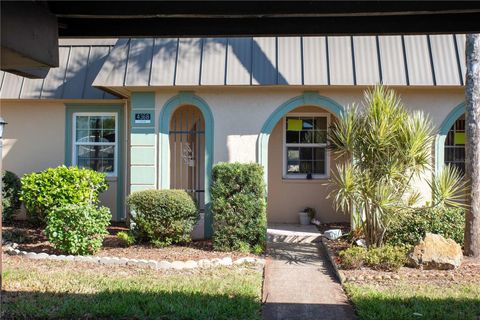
[267, 224, 322, 244]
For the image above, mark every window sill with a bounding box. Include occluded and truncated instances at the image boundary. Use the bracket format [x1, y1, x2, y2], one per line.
[105, 176, 118, 182]
[281, 178, 330, 184]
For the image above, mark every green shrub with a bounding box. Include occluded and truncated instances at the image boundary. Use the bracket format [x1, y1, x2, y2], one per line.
[339, 245, 408, 271]
[364, 245, 408, 271]
[127, 189, 198, 247]
[2, 171, 21, 222]
[211, 163, 267, 253]
[117, 231, 136, 247]
[385, 206, 465, 246]
[45, 204, 111, 255]
[20, 166, 109, 223]
[339, 246, 367, 269]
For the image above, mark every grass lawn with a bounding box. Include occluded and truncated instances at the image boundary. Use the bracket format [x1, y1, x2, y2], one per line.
[1, 256, 263, 320]
[344, 282, 480, 320]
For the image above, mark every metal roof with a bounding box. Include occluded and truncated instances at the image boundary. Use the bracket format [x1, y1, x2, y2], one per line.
[94, 34, 466, 88]
[0, 39, 120, 100]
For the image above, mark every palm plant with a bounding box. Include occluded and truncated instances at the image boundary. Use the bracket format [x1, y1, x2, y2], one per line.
[329, 85, 467, 247]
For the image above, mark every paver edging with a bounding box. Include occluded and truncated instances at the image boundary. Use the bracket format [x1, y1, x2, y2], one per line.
[3, 243, 265, 271]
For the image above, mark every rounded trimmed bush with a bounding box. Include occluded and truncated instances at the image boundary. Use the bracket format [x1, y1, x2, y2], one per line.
[127, 189, 199, 247]
[2, 170, 21, 222]
[45, 204, 111, 255]
[20, 166, 109, 223]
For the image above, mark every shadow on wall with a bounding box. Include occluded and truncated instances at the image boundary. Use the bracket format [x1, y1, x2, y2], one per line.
[123, 37, 288, 85]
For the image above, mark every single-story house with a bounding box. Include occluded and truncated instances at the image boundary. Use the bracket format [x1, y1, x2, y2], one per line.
[0, 35, 468, 239]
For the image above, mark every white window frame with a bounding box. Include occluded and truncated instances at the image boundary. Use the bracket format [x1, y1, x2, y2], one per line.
[72, 112, 118, 177]
[282, 112, 330, 180]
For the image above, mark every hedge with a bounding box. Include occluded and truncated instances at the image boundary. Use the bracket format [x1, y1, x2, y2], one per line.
[211, 162, 266, 253]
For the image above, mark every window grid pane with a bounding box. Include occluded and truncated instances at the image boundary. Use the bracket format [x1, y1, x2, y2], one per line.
[75, 114, 117, 174]
[444, 115, 465, 175]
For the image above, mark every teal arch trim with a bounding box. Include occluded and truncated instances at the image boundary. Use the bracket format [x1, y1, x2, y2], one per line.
[159, 92, 214, 238]
[257, 92, 344, 183]
[435, 102, 465, 174]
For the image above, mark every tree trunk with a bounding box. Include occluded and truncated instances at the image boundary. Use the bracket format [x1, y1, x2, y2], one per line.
[464, 34, 480, 257]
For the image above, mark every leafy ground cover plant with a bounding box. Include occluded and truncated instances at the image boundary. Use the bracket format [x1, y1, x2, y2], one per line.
[2, 170, 21, 222]
[117, 231, 136, 247]
[20, 166, 108, 223]
[127, 189, 198, 247]
[339, 245, 408, 271]
[329, 85, 467, 247]
[211, 163, 266, 253]
[45, 204, 111, 255]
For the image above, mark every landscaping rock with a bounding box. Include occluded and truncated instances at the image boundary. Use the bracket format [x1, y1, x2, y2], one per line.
[198, 259, 212, 268]
[99, 257, 112, 265]
[146, 260, 158, 268]
[210, 258, 222, 267]
[324, 229, 342, 240]
[157, 260, 172, 269]
[171, 261, 186, 270]
[184, 260, 198, 269]
[219, 257, 233, 266]
[234, 257, 256, 265]
[409, 233, 463, 270]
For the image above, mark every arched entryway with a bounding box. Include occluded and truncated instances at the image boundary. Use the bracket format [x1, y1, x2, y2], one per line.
[257, 93, 345, 224]
[435, 102, 466, 174]
[159, 93, 214, 238]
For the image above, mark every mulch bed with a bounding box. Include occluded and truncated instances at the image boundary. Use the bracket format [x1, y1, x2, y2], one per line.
[323, 238, 480, 285]
[2, 221, 257, 262]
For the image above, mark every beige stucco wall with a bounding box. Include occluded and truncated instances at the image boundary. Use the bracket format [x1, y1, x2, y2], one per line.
[0, 100, 121, 220]
[151, 86, 465, 223]
[267, 105, 345, 223]
[0, 101, 66, 175]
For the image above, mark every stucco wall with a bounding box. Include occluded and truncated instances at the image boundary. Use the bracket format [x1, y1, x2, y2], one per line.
[0, 101, 66, 175]
[0, 100, 121, 220]
[149, 87, 465, 223]
[267, 106, 345, 223]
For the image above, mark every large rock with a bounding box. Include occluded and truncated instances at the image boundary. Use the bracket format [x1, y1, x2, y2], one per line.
[409, 233, 463, 270]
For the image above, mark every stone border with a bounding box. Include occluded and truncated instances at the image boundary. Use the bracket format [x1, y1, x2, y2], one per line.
[320, 238, 346, 283]
[4, 244, 265, 271]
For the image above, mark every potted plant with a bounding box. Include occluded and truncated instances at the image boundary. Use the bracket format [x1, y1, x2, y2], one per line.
[298, 207, 316, 225]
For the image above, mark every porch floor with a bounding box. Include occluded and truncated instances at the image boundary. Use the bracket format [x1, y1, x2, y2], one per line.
[267, 223, 321, 243]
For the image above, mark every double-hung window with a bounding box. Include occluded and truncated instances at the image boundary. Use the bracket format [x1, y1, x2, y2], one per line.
[444, 114, 465, 174]
[72, 113, 118, 176]
[284, 113, 329, 179]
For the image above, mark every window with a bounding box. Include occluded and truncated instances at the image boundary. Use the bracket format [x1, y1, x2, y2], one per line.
[73, 113, 117, 176]
[445, 114, 465, 174]
[284, 114, 329, 179]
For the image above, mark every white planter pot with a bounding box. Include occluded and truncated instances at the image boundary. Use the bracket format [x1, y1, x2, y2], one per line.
[298, 212, 310, 225]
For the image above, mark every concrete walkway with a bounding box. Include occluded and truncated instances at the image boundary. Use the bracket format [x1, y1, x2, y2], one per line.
[262, 226, 357, 320]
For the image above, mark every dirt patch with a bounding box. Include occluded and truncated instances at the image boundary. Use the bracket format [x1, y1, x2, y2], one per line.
[2, 222, 258, 262]
[323, 238, 480, 285]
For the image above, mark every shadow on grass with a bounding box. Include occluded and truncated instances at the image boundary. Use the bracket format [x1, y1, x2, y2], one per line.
[350, 295, 480, 320]
[1, 289, 261, 320]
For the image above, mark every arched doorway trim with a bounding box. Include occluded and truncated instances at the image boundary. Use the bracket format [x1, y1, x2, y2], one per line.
[159, 92, 214, 238]
[435, 102, 465, 174]
[257, 92, 344, 184]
